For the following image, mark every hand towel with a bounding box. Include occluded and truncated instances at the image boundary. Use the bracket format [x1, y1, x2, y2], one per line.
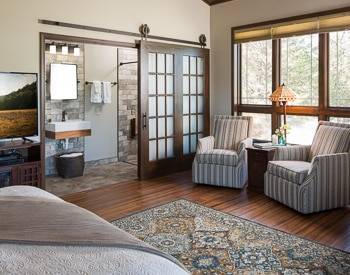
[102, 81, 112, 104]
[91, 81, 102, 103]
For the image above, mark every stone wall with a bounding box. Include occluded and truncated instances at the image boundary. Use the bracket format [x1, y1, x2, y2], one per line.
[118, 48, 138, 163]
[45, 41, 85, 175]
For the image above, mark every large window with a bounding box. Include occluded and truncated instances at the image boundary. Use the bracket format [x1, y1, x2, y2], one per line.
[241, 40, 272, 105]
[281, 34, 319, 106]
[283, 115, 318, 145]
[242, 113, 271, 140]
[329, 30, 350, 107]
[329, 117, 350, 123]
[233, 11, 350, 145]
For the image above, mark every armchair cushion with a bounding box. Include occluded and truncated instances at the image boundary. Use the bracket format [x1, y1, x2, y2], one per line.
[309, 125, 350, 161]
[267, 161, 311, 185]
[273, 145, 310, 161]
[196, 136, 215, 154]
[213, 116, 252, 151]
[196, 149, 239, 166]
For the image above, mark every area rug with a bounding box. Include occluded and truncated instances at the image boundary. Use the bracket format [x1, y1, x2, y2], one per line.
[112, 199, 350, 274]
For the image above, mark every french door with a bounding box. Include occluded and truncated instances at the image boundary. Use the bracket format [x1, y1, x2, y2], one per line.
[138, 41, 210, 179]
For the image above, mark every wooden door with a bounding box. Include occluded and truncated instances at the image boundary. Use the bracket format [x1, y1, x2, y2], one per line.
[138, 41, 209, 179]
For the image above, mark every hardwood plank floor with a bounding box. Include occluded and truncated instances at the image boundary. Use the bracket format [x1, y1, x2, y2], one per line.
[63, 170, 350, 253]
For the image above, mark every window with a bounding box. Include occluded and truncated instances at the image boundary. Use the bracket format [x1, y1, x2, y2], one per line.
[242, 113, 271, 140]
[281, 34, 319, 106]
[241, 40, 272, 105]
[233, 10, 350, 143]
[329, 117, 350, 124]
[283, 115, 318, 145]
[329, 30, 350, 107]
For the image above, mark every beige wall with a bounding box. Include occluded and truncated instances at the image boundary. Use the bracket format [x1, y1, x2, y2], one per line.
[0, 0, 209, 72]
[84, 44, 119, 162]
[210, 0, 350, 116]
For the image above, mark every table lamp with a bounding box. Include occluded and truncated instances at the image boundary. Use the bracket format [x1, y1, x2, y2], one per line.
[269, 83, 296, 143]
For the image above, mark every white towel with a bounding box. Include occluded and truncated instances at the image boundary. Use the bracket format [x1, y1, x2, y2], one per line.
[102, 81, 112, 104]
[90, 81, 102, 103]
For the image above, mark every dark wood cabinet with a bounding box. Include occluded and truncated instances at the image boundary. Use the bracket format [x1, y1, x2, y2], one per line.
[247, 147, 275, 193]
[0, 162, 41, 187]
[0, 141, 43, 188]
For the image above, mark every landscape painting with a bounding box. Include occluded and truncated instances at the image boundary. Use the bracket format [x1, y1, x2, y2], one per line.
[0, 73, 38, 138]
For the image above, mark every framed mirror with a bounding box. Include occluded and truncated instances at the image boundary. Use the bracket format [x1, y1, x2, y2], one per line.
[50, 63, 78, 100]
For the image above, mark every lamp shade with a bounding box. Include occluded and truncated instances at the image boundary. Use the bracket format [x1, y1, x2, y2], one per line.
[62, 44, 69, 55]
[269, 83, 296, 103]
[49, 44, 56, 54]
[73, 46, 80, 56]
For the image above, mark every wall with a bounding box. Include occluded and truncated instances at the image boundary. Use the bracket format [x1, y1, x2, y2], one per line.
[118, 48, 138, 163]
[0, 0, 210, 73]
[45, 41, 85, 175]
[210, 0, 350, 116]
[84, 44, 118, 163]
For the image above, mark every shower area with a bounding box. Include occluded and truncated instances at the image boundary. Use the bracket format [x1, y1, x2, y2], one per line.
[44, 37, 138, 196]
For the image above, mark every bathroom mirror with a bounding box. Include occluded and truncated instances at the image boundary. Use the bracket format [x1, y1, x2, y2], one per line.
[50, 63, 78, 100]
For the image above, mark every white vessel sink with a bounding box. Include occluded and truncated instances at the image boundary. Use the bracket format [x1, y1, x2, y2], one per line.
[46, 120, 91, 132]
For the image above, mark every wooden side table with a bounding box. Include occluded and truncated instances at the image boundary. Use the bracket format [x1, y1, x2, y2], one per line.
[247, 147, 276, 194]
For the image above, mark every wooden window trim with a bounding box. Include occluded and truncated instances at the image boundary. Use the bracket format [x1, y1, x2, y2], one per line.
[232, 7, 350, 138]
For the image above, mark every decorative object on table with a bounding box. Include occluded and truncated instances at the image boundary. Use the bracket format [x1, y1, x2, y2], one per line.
[113, 199, 350, 274]
[274, 124, 290, 146]
[269, 83, 296, 143]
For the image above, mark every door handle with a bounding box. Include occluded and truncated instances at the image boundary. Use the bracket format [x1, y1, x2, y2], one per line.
[142, 112, 147, 129]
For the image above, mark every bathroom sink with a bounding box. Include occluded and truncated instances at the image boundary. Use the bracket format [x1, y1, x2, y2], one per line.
[46, 120, 91, 139]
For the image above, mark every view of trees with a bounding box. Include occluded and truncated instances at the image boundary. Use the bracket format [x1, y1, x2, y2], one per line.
[239, 30, 350, 143]
[241, 40, 272, 105]
[242, 112, 271, 140]
[281, 34, 319, 106]
[329, 30, 350, 107]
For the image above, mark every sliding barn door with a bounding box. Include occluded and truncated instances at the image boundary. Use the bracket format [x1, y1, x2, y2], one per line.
[138, 41, 209, 179]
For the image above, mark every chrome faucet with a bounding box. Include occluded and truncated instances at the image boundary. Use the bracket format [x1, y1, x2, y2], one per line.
[62, 110, 67, 122]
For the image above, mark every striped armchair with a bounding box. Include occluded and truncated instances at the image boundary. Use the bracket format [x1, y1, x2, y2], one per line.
[192, 115, 253, 188]
[265, 121, 350, 214]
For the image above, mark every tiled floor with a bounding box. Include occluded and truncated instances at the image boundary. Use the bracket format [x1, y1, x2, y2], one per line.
[45, 161, 137, 197]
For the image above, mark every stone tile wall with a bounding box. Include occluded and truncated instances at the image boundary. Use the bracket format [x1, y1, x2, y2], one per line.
[45, 41, 85, 175]
[118, 48, 138, 162]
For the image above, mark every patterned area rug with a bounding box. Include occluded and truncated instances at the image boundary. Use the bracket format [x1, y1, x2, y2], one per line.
[113, 200, 350, 274]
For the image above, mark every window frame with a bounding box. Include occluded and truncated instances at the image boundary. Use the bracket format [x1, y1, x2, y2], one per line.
[231, 7, 350, 139]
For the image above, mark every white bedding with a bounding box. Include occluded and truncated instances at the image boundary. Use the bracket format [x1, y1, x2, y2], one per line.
[0, 186, 188, 275]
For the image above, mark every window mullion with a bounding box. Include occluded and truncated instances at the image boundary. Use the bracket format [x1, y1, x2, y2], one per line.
[319, 33, 328, 121]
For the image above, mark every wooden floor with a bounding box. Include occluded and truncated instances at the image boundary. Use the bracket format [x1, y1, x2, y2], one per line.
[63, 170, 350, 253]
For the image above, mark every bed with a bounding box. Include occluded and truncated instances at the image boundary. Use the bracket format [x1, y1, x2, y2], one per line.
[0, 186, 188, 275]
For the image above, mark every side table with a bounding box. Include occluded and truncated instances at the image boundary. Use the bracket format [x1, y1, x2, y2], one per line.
[246, 147, 276, 193]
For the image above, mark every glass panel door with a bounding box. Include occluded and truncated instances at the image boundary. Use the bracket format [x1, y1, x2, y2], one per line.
[148, 53, 175, 161]
[139, 41, 209, 179]
[183, 56, 205, 155]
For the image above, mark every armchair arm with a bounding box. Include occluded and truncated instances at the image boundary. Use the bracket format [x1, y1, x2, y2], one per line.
[237, 138, 253, 160]
[196, 136, 215, 154]
[273, 145, 311, 161]
[309, 152, 350, 177]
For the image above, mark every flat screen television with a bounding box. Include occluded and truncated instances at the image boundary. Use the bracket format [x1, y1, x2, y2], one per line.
[0, 72, 38, 139]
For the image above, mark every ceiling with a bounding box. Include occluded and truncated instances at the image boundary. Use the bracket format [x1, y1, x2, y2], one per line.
[201, 0, 233, 6]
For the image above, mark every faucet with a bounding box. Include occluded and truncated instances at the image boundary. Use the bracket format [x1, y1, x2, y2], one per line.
[62, 110, 67, 122]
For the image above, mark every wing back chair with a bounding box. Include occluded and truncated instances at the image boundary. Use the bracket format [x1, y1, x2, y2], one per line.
[265, 121, 350, 214]
[192, 115, 253, 188]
